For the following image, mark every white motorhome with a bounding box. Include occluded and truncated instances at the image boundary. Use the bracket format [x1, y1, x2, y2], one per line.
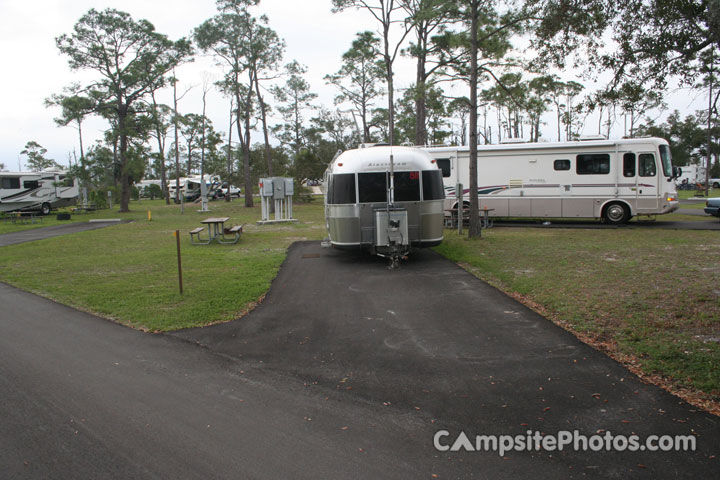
[422, 137, 679, 224]
[168, 177, 187, 202]
[0, 169, 79, 215]
[184, 175, 221, 201]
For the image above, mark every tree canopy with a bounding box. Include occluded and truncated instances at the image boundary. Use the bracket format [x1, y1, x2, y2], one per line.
[55, 8, 192, 211]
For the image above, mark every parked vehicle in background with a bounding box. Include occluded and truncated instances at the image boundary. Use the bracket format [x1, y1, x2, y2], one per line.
[212, 184, 241, 199]
[422, 136, 679, 225]
[183, 176, 221, 202]
[0, 169, 78, 215]
[705, 198, 720, 218]
[675, 165, 706, 189]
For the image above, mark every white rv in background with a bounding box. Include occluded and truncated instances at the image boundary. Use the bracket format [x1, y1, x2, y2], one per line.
[0, 169, 79, 215]
[422, 137, 679, 224]
[674, 165, 706, 188]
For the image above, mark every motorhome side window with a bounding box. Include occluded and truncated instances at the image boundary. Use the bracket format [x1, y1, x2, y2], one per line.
[623, 153, 636, 177]
[576, 154, 610, 175]
[358, 172, 387, 203]
[23, 180, 40, 189]
[554, 159, 570, 171]
[639, 154, 656, 177]
[328, 173, 356, 204]
[436, 159, 451, 177]
[1, 177, 20, 189]
[393, 172, 421, 202]
[422, 170, 445, 200]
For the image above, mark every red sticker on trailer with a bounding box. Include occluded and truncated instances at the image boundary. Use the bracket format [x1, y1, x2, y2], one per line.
[409, 172, 419, 180]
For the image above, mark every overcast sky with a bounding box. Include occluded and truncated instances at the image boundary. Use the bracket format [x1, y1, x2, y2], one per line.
[0, 0, 706, 170]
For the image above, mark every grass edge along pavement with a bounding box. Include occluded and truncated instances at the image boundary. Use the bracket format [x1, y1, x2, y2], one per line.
[0, 199, 718, 416]
[434, 227, 720, 417]
[0, 199, 327, 332]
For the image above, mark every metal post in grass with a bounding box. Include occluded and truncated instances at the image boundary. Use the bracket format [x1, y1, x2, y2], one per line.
[456, 183, 463, 235]
[175, 230, 183, 295]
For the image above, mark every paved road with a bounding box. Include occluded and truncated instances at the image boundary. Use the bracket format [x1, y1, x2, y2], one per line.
[2, 243, 718, 479]
[0, 221, 128, 247]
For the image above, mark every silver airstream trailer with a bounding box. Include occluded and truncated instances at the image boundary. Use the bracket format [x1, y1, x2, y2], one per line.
[324, 145, 445, 266]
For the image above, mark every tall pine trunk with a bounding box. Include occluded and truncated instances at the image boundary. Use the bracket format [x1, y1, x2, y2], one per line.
[468, 0, 481, 238]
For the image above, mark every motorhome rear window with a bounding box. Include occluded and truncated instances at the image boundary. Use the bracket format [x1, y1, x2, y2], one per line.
[328, 173, 356, 204]
[554, 159, 570, 171]
[576, 154, 610, 175]
[1, 177, 20, 189]
[394, 172, 421, 202]
[422, 170, 445, 200]
[436, 159, 451, 177]
[358, 172, 387, 203]
[23, 180, 40, 189]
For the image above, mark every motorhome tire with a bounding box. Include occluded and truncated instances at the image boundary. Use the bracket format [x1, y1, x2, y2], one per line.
[41, 203, 51, 215]
[603, 202, 630, 225]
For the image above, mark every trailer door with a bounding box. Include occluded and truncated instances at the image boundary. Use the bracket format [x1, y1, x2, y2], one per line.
[636, 152, 659, 212]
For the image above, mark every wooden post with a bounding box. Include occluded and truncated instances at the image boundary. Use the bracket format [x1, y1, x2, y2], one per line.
[175, 230, 183, 295]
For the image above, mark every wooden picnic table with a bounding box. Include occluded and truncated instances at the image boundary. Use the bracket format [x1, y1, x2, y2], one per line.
[190, 217, 242, 245]
[1, 212, 43, 225]
[202, 217, 230, 242]
[444, 207, 495, 229]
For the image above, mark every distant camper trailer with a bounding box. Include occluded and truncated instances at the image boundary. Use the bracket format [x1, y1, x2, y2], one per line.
[324, 145, 445, 265]
[0, 169, 79, 215]
[422, 137, 679, 224]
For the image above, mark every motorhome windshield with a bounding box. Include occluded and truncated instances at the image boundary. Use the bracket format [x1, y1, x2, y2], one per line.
[659, 145, 672, 177]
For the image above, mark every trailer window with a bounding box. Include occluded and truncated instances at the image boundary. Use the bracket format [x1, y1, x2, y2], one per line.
[436, 159, 451, 177]
[358, 172, 387, 203]
[422, 170, 445, 200]
[639, 154, 656, 177]
[554, 159, 570, 171]
[327, 173, 356, 204]
[394, 172, 421, 202]
[623, 153, 636, 177]
[23, 180, 40, 189]
[576, 154, 610, 175]
[1, 177, 20, 189]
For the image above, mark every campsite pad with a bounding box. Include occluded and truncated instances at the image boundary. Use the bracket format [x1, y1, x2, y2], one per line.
[173, 241, 719, 477]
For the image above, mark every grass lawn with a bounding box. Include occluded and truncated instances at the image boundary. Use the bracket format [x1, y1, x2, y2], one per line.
[434, 227, 720, 412]
[0, 198, 718, 412]
[678, 188, 719, 200]
[0, 198, 326, 331]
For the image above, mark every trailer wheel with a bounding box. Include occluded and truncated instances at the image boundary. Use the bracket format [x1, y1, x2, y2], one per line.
[40, 203, 51, 216]
[602, 202, 630, 225]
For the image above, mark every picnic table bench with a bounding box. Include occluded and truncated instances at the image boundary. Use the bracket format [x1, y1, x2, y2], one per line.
[1, 212, 43, 225]
[190, 217, 243, 245]
[444, 207, 495, 229]
[72, 204, 98, 214]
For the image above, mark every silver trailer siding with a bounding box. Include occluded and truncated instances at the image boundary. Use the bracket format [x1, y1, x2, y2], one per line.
[324, 146, 444, 258]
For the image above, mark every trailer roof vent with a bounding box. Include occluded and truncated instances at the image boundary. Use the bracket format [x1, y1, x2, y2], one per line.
[500, 138, 528, 144]
[578, 135, 606, 141]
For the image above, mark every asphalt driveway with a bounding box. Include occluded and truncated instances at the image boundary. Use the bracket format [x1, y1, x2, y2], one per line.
[1, 241, 717, 478]
[173, 242, 719, 478]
